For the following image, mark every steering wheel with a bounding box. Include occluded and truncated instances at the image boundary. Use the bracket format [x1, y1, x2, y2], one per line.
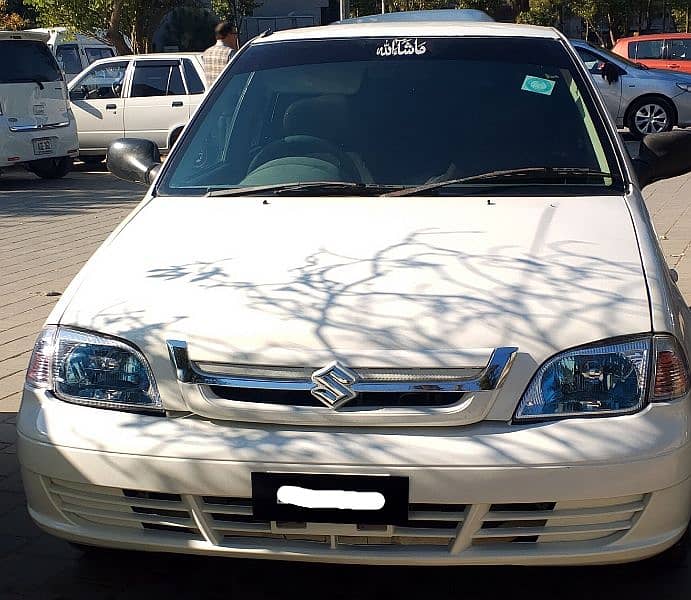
[247, 135, 361, 182]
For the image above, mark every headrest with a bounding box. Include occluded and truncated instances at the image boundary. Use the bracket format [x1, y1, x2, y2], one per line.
[283, 95, 351, 144]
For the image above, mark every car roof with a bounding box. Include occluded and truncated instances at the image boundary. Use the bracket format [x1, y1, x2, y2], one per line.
[117, 52, 203, 59]
[616, 32, 691, 42]
[253, 21, 560, 44]
[0, 30, 49, 43]
[337, 9, 494, 24]
[88, 52, 202, 66]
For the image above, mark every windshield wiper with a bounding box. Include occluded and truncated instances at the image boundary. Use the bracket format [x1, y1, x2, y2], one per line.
[385, 167, 619, 197]
[4, 77, 45, 89]
[207, 181, 401, 197]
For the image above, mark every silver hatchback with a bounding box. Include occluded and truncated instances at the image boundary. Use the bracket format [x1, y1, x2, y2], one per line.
[572, 39, 691, 137]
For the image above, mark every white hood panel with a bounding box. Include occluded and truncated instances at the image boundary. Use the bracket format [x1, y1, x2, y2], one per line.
[61, 195, 650, 372]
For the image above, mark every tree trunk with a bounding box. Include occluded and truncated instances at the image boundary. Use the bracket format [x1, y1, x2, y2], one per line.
[107, 0, 130, 55]
[607, 13, 616, 47]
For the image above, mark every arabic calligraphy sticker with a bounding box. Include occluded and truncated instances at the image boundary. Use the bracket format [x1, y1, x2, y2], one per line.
[521, 75, 556, 96]
[376, 38, 428, 57]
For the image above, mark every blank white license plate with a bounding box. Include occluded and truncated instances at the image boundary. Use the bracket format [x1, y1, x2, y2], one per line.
[32, 137, 54, 155]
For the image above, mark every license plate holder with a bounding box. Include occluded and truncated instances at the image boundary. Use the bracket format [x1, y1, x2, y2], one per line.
[252, 473, 409, 525]
[32, 137, 54, 155]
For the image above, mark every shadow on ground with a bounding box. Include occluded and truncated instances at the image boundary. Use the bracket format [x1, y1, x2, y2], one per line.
[0, 165, 142, 220]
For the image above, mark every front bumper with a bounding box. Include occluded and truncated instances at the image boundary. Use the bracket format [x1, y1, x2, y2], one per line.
[17, 389, 691, 565]
[0, 119, 79, 168]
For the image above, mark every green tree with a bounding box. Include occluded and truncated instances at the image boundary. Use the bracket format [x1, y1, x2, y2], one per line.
[516, 0, 564, 26]
[159, 6, 216, 52]
[211, 0, 259, 29]
[0, 0, 27, 29]
[24, 0, 200, 54]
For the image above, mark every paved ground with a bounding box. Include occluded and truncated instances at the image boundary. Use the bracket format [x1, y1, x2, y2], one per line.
[1, 164, 691, 597]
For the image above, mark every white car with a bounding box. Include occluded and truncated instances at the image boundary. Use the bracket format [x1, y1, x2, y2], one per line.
[28, 27, 117, 83]
[0, 30, 79, 178]
[67, 53, 206, 164]
[18, 20, 691, 566]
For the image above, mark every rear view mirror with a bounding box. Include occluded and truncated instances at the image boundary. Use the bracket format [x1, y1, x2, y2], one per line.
[632, 130, 691, 188]
[107, 138, 161, 186]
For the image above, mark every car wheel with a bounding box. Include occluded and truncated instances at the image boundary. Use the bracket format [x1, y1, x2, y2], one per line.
[28, 157, 72, 179]
[627, 97, 674, 138]
[80, 155, 105, 166]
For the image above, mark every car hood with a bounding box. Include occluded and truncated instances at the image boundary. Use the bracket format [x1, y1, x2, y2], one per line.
[59, 194, 650, 378]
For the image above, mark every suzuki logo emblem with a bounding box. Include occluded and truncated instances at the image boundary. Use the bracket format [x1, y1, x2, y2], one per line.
[310, 361, 358, 409]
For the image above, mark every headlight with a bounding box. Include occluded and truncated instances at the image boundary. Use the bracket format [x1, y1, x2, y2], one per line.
[26, 326, 162, 414]
[676, 83, 691, 92]
[514, 335, 689, 422]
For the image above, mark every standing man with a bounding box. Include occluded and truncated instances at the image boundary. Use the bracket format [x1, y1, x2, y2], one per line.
[202, 21, 238, 86]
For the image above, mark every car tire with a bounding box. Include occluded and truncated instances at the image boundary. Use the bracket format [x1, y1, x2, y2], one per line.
[28, 157, 73, 179]
[80, 155, 105, 166]
[627, 97, 675, 139]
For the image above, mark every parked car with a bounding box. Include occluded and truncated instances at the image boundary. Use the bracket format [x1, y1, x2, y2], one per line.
[612, 33, 691, 73]
[28, 27, 118, 83]
[67, 53, 206, 164]
[0, 30, 78, 178]
[18, 20, 691, 566]
[572, 39, 691, 137]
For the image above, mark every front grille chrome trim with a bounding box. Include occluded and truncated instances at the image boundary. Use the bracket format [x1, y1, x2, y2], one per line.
[166, 341, 518, 394]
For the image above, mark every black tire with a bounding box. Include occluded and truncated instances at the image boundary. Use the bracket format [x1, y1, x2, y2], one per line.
[626, 97, 675, 139]
[28, 156, 72, 179]
[80, 155, 105, 166]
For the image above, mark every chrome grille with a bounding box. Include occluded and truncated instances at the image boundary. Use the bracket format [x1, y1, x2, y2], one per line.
[45, 478, 648, 555]
[166, 340, 518, 425]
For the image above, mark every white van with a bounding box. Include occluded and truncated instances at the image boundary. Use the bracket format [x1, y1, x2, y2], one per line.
[29, 27, 117, 83]
[0, 31, 79, 178]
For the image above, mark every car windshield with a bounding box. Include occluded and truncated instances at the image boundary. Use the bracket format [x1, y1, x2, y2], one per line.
[159, 36, 623, 196]
[0, 40, 62, 83]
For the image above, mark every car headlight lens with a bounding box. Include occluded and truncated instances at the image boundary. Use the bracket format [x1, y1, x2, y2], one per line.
[677, 83, 691, 92]
[514, 336, 689, 422]
[26, 326, 162, 414]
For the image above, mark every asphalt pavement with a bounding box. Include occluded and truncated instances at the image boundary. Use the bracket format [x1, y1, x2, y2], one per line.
[1, 163, 691, 598]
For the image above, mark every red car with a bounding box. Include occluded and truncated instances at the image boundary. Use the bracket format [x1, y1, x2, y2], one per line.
[613, 33, 691, 73]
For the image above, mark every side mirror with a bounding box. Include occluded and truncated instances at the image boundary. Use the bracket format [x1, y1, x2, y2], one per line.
[107, 138, 161, 186]
[632, 130, 691, 188]
[600, 61, 620, 84]
[69, 87, 86, 101]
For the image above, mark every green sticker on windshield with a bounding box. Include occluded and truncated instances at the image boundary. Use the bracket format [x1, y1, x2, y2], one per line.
[521, 75, 555, 96]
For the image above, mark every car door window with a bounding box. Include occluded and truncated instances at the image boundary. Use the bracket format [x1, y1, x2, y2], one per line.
[85, 47, 115, 64]
[632, 40, 664, 59]
[130, 63, 185, 97]
[73, 61, 128, 99]
[182, 59, 205, 94]
[55, 44, 82, 76]
[576, 48, 602, 73]
[667, 39, 691, 60]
